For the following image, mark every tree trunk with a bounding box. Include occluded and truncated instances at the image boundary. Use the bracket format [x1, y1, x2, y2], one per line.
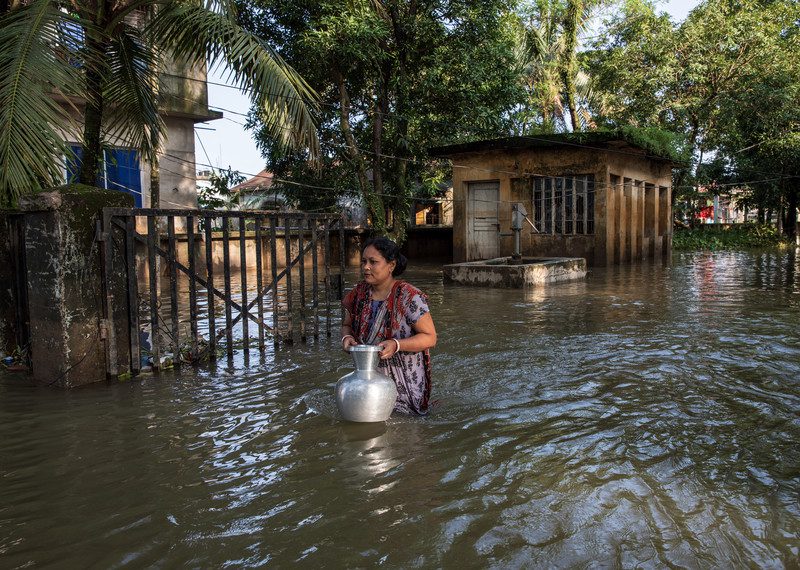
[673, 117, 701, 215]
[371, 63, 390, 215]
[391, 66, 409, 245]
[79, 2, 110, 186]
[561, 0, 582, 132]
[79, 56, 105, 185]
[149, 47, 161, 208]
[785, 185, 798, 239]
[563, 74, 580, 132]
[387, 3, 412, 245]
[332, 67, 383, 232]
[150, 155, 160, 208]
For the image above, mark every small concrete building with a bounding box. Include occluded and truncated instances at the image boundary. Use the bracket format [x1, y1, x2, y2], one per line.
[430, 133, 675, 266]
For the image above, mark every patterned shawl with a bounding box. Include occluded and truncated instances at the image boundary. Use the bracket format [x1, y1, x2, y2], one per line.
[343, 279, 433, 412]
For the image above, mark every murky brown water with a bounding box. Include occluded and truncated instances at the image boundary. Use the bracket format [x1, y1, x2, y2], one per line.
[2, 250, 799, 568]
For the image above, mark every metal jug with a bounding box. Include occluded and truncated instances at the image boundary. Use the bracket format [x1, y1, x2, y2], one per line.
[335, 345, 398, 422]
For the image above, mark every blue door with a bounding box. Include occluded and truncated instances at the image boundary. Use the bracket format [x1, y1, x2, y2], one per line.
[105, 148, 143, 206]
[66, 145, 143, 207]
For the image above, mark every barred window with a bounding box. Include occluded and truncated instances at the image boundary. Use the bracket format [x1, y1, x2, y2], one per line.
[532, 175, 594, 235]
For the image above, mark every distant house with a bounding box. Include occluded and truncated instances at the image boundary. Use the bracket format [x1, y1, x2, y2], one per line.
[230, 169, 287, 210]
[695, 185, 755, 224]
[411, 188, 453, 227]
[231, 170, 373, 226]
[430, 133, 676, 266]
[230, 169, 452, 230]
[196, 169, 214, 191]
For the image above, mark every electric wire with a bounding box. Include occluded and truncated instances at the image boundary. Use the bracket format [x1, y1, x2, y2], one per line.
[155, 72, 798, 194]
[66, 78, 791, 213]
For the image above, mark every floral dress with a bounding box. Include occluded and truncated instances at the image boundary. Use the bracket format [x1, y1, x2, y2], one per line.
[342, 280, 432, 415]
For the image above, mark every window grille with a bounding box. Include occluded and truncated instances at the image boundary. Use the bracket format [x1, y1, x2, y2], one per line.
[532, 175, 594, 235]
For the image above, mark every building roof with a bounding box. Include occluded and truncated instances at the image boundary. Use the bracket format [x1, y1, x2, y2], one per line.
[429, 131, 681, 164]
[231, 169, 274, 193]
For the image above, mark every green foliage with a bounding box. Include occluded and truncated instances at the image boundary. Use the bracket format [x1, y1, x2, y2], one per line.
[615, 125, 688, 163]
[0, 0, 319, 207]
[512, 0, 607, 133]
[0, 1, 83, 206]
[197, 168, 245, 210]
[587, 0, 800, 235]
[238, 0, 525, 241]
[672, 224, 791, 251]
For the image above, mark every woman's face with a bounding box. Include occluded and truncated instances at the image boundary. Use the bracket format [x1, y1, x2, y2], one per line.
[361, 245, 396, 287]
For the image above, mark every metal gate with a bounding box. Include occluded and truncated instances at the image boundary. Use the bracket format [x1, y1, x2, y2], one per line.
[99, 208, 345, 377]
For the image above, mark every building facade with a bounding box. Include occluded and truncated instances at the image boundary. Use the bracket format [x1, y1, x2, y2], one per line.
[62, 58, 220, 210]
[430, 134, 675, 266]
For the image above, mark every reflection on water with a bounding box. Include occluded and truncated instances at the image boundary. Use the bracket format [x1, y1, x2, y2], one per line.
[1, 250, 799, 567]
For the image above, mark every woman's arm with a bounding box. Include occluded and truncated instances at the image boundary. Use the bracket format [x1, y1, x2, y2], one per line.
[340, 309, 358, 351]
[377, 312, 437, 359]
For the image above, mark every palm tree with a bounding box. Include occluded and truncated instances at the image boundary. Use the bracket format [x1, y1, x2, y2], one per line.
[561, 0, 601, 131]
[515, 0, 599, 133]
[0, 0, 319, 208]
[517, 0, 567, 133]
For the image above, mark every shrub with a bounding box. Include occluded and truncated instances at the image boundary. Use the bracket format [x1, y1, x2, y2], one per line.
[672, 223, 790, 250]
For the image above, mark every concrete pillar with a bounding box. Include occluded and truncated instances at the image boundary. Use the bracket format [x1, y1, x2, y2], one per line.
[597, 172, 615, 266]
[621, 178, 631, 263]
[608, 182, 617, 265]
[659, 186, 671, 258]
[644, 183, 657, 259]
[18, 186, 133, 387]
[636, 182, 646, 260]
[631, 180, 644, 261]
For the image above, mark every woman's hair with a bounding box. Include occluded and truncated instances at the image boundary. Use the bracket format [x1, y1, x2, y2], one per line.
[362, 236, 407, 276]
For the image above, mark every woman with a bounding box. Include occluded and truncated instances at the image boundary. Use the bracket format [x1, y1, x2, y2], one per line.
[341, 237, 437, 415]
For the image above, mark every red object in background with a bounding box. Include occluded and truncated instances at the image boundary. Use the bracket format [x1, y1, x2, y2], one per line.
[697, 205, 714, 219]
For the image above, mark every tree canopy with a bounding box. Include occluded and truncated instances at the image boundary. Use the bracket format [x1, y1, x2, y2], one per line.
[237, 0, 798, 237]
[587, 0, 800, 229]
[4, 0, 797, 236]
[237, 0, 526, 241]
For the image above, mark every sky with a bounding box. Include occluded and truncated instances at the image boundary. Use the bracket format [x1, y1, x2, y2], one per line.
[195, 0, 701, 180]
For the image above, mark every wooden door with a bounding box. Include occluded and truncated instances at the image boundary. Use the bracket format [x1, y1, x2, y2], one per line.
[468, 181, 499, 260]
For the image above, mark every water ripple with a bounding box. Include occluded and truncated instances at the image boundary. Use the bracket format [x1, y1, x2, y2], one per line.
[1, 252, 799, 567]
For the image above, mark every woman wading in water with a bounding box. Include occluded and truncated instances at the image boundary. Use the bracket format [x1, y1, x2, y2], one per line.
[341, 237, 437, 415]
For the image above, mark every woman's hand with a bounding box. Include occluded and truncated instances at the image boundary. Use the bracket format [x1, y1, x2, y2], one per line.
[342, 335, 358, 352]
[377, 338, 401, 359]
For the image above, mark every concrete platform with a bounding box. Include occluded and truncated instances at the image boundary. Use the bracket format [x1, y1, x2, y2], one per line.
[443, 257, 587, 288]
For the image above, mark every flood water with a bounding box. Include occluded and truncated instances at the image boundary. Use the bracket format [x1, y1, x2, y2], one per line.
[1, 250, 799, 568]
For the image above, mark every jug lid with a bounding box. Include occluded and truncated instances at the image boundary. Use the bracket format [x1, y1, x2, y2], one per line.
[348, 344, 381, 353]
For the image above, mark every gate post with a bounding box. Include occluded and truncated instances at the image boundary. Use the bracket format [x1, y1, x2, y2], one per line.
[18, 185, 133, 387]
[0, 212, 25, 358]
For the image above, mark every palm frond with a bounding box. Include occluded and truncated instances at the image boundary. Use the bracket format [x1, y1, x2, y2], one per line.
[575, 69, 599, 129]
[103, 22, 164, 164]
[0, 0, 84, 205]
[148, 2, 320, 160]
